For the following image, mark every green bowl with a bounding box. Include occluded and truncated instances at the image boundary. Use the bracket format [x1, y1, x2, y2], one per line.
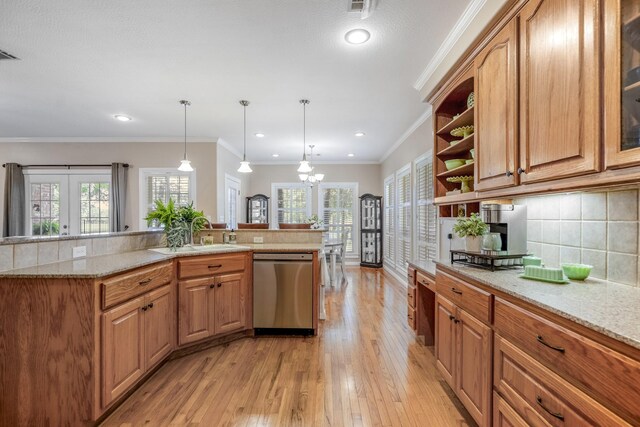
[561, 263, 593, 280]
[470, 149, 475, 159]
[445, 159, 465, 170]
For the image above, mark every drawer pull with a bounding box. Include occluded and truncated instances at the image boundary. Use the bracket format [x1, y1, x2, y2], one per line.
[208, 264, 223, 269]
[148, 302, 154, 309]
[139, 278, 152, 286]
[449, 315, 455, 321]
[536, 396, 564, 421]
[141, 305, 148, 311]
[536, 335, 565, 353]
[451, 287, 463, 295]
[209, 283, 215, 289]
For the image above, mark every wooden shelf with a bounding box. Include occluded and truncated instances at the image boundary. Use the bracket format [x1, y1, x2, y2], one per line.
[436, 134, 475, 157]
[434, 192, 478, 205]
[624, 13, 640, 51]
[436, 106, 474, 136]
[436, 162, 474, 178]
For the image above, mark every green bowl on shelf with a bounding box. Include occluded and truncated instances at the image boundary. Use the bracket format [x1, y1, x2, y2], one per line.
[444, 159, 465, 170]
[561, 264, 593, 281]
[470, 149, 475, 159]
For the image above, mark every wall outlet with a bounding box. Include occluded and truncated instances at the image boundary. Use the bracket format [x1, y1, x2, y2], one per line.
[72, 246, 87, 259]
[253, 236, 264, 243]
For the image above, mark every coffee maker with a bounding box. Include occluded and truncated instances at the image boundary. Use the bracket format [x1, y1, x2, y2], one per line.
[480, 203, 527, 253]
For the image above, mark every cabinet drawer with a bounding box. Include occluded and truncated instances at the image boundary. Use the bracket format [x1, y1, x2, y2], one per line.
[407, 285, 416, 309]
[494, 298, 640, 423]
[102, 262, 173, 310]
[436, 271, 491, 324]
[416, 271, 434, 291]
[178, 254, 245, 279]
[408, 267, 416, 285]
[407, 307, 416, 330]
[495, 334, 629, 426]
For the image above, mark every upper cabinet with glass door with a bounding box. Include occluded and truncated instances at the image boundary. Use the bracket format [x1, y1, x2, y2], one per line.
[605, 0, 640, 168]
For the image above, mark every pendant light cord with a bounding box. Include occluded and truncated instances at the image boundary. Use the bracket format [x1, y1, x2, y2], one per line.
[183, 102, 187, 160]
[243, 103, 247, 161]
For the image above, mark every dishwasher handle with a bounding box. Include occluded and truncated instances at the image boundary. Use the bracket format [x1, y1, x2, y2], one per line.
[253, 252, 313, 261]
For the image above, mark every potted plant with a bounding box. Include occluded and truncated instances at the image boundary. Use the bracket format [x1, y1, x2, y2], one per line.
[453, 213, 488, 252]
[145, 200, 206, 250]
[306, 214, 325, 230]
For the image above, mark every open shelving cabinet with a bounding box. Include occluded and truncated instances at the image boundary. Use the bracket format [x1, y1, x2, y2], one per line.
[433, 66, 479, 217]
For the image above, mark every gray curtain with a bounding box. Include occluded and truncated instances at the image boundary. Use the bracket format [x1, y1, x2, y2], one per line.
[110, 163, 128, 232]
[2, 163, 25, 237]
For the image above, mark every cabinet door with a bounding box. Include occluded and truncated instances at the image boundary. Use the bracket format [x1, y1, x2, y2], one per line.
[474, 19, 518, 191]
[102, 297, 145, 406]
[456, 308, 493, 427]
[145, 284, 174, 369]
[604, 0, 640, 168]
[519, 0, 600, 183]
[178, 277, 215, 345]
[214, 272, 246, 335]
[435, 295, 456, 388]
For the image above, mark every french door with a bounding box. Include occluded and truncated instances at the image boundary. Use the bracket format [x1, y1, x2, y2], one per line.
[24, 171, 110, 236]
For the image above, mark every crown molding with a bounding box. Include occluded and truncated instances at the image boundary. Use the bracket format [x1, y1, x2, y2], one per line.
[216, 138, 243, 159]
[0, 136, 218, 144]
[413, 0, 487, 92]
[379, 106, 432, 163]
[250, 160, 380, 166]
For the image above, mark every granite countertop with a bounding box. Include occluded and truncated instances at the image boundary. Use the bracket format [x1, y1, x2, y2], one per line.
[408, 259, 436, 277]
[435, 261, 640, 351]
[0, 243, 321, 279]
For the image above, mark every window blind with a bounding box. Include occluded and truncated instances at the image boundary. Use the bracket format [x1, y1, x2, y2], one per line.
[415, 156, 437, 262]
[396, 168, 411, 269]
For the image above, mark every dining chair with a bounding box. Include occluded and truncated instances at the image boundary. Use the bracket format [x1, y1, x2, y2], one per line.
[278, 223, 311, 229]
[205, 223, 227, 229]
[336, 229, 349, 278]
[238, 223, 269, 229]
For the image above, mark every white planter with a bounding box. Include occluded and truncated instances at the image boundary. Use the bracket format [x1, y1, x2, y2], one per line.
[465, 236, 482, 252]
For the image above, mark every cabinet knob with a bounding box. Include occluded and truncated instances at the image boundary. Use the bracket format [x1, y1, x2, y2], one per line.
[517, 167, 526, 175]
[505, 171, 513, 177]
[209, 284, 215, 289]
[148, 302, 154, 309]
[217, 283, 222, 287]
[141, 306, 148, 311]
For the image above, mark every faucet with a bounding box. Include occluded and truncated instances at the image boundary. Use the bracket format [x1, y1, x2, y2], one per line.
[190, 217, 213, 246]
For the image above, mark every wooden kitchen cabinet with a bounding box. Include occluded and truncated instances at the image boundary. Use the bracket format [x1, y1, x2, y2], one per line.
[178, 255, 249, 346]
[493, 392, 531, 427]
[604, 0, 640, 168]
[474, 18, 518, 191]
[435, 294, 492, 427]
[518, 0, 600, 183]
[179, 277, 216, 345]
[214, 272, 246, 335]
[102, 296, 146, 406]
[102, 284, 175, 407]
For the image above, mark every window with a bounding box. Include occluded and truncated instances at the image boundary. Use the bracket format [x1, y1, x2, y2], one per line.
[271, 183, 312, 226]
[318, 183, 358, 255]
[396, 165, 411, 269]
[415, 154, 437, 263]
[79, 182, 110, 234]
[139, 169, 196, 229]
[383, 174, 395, 266]
[25, 172, 110, 236]
[29, 182, 62, 236]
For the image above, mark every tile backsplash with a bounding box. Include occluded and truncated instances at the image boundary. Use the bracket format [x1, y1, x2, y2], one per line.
[0, 232, 163, 272]
[517, 188, 640, 287]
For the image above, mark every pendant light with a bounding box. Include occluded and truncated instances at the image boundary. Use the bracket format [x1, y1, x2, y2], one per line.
[237, 100, 252, 173]
[177, 100, 193, 172]
[299, 144, 324, 184]
[297, 99, 313, 173]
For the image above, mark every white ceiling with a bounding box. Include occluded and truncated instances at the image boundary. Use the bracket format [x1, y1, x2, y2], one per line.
[0, 0, 469, 163]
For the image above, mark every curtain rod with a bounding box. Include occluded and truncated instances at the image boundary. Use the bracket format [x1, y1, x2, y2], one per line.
[2, 163, 129, 169]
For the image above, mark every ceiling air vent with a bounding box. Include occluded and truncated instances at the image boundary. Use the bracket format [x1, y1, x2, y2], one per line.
[348, 0, 365, 12]
[0, 49, 19, 60]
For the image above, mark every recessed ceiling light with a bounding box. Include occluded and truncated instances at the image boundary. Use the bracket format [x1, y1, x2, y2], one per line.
[348, 153, 355, 157]
[272, 154, 279, 158]
[355, 132, 365, 137]
[255, 133, 265, 138]
[114, 114, 132, 122]
[345, 29, 371, 45]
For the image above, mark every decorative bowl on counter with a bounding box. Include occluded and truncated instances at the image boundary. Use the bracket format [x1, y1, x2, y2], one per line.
[561, 263, 593, 281]
[451, 125, 474, 138]
[445, 159, 466, 170]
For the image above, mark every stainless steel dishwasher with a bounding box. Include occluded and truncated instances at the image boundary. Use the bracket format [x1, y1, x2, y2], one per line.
[253, 252, 313, 335]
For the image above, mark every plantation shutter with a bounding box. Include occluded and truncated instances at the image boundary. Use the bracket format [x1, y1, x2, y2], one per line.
[383, 175, 395, 265]
[416, 156, 437, 262]
[396, 167, 411, 269]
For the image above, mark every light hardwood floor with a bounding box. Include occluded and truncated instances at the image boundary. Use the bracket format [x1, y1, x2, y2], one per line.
[101, 267, 474, 427]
